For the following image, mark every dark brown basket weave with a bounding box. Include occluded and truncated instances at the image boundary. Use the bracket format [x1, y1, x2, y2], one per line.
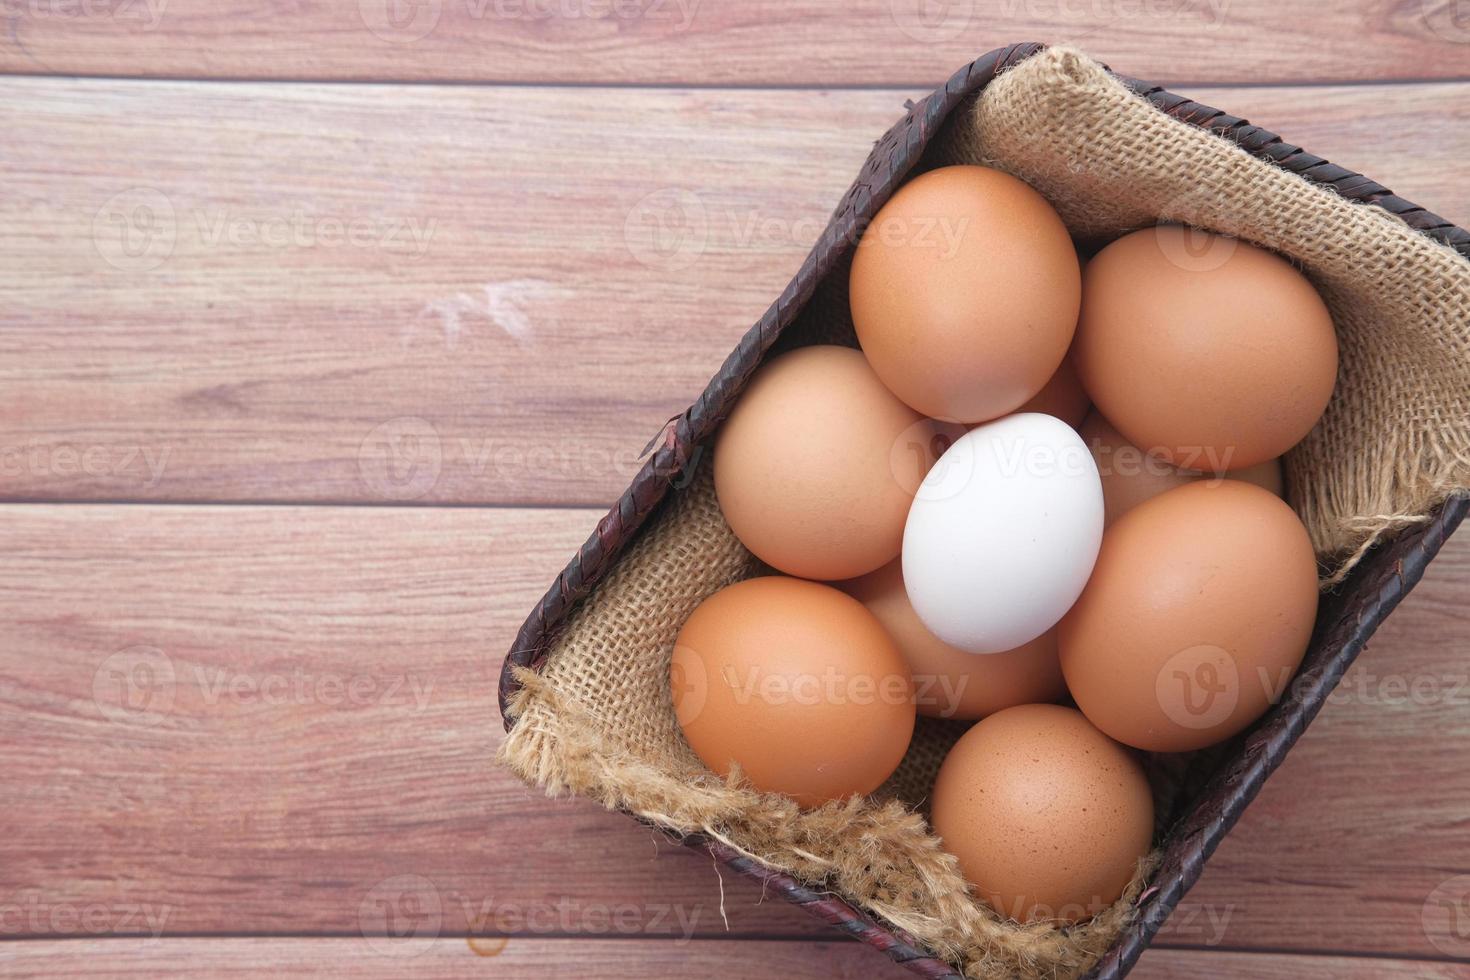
[500, 42, 1470, 979]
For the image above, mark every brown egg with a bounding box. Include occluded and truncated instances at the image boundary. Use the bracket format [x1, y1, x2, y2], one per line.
[671, 576, 916, 808]
[1015, 350, 1090, 429]
[715, 345, 938, 580]
[1081, 412, 1284, 525]
[850, 165, 1081, 423]
[837, 560, 1065, 720]
[1074, 226, 1338, 470]
[1059, 480, 1318, 753]
[930, 704, 1153, 924]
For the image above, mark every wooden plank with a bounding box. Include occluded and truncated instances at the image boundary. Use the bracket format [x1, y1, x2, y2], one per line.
[1150, 528, 1470, 958]
[0, 937, 914, 979]
[0, 939, 1459, 979]
[2, 79, 1467, 507]
[0, 503, 1468, 956]
[1134, 949, 1469, 979]
[0, 78, 894, 507]
[0, 503, 829, 939]
[2, 1, 1469, 86]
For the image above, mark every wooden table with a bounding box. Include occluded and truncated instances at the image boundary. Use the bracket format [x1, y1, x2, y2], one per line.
[1, 4, 1467, 977]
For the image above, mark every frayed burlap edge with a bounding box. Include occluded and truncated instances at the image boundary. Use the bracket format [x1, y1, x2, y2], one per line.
[965, 47, 1470, 587]
[499, 462, 1160, 980]
[501, 669, 1159, 978]
[498, 44, 1470, 980]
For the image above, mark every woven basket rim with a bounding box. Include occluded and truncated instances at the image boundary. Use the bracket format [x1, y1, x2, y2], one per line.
[499, 42, 1470, 980]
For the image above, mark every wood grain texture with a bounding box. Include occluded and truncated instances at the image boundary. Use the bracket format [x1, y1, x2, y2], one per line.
[0, 502, 825, 939]
[1132, 949, 1470, 979]
[0, 502, 1467, 959]
[1158, 520, 1470, 959]
[0, 937, 915, 979]
[2, 78, 1467, 507]
[2, 0, 1469, 86]
[0, 939, 1459, 979]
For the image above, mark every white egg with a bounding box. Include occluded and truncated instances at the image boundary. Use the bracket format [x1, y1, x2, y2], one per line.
[902, 413, 1104, 654]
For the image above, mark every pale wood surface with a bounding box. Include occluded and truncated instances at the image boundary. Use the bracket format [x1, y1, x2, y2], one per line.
[3, 0, 1470, 86]
[0, 505, 1466, 962]
[1, 78, 1466, 506]
[0, 939, 1462, 979]
[3, 5, 1469, 978]
[0, 938, 913, 979]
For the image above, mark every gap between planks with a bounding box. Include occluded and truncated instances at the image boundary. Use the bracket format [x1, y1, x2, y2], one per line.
[1, 79, 1467, 508]
[0, 505, 1465, 957]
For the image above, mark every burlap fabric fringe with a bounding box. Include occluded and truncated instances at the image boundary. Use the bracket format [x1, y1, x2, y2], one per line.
[500, 47, 1470, 979]
[957, 47, 1470, 586]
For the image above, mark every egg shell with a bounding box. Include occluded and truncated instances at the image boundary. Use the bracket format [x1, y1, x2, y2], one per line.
[930, 704, 1154, 924]
[1015, 350, 1090, 429]
[714, 345, 938, 580]
[1080, 411, 1284, 526]
[837, 559, 1066, 720]
[1074, 226, 1338, 469]
[1058, 479, 1319, 753]
[849, 165, 1081, 423]
[903, 413, 1104, 654]
[670, 576, 916, 808]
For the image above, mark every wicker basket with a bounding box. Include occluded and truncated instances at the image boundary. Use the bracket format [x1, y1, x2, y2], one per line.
[500, 43, 1470, 979]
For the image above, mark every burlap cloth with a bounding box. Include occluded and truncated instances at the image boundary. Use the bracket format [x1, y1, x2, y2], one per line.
[501, 48, 1470, 978]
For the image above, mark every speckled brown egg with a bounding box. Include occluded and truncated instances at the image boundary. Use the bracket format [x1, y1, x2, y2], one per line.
[714, 345, 939, 580]
[1059, 480, 1319, 753]
[930, 704, 1153, 924]
[1074, 226, 1337, 469]
[1080, 411, 1284, 526]
[850, 165, 1081, 423]
[671, 576, 916, 808]
[837, 560, 1065, 720]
